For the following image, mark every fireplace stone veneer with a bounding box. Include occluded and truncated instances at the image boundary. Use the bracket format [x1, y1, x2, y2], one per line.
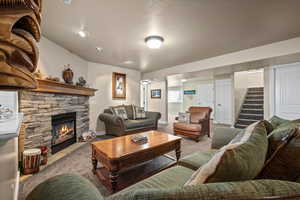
[19, 91, 89, 154]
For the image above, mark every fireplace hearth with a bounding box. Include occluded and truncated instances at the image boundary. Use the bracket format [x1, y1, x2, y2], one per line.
[51, 112, 76, 154]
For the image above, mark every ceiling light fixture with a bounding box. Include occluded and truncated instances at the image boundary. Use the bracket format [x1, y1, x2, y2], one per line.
[141, 80, 151, 85]
[78, 30, 88, 38]
[63, 0, 72, 5]
[145, 35, 164, 49]
[123, 60, 134, 64]
[181, 79, 187, 82]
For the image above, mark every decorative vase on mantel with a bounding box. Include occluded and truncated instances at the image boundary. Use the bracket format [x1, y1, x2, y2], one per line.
[62, 64, 74, 84]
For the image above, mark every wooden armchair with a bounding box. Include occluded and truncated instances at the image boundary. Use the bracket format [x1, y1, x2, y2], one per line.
[173, 107, 212, 142]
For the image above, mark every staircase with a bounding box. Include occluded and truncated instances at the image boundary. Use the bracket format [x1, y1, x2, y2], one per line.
[235, 87, 264, 129]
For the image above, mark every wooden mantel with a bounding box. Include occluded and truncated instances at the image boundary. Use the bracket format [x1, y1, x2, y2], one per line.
[28, 79, 97, 96]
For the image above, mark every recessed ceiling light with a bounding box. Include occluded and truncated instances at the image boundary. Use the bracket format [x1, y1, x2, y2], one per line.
[96, 47, 103, 53]
[181, 79, 187, 82]
[78, 30, 88, 38]
[123, 60, 134, 64]
[63, 0, 72, 5]
[145, 35, 164, 49]
[141, 80, 151, 85]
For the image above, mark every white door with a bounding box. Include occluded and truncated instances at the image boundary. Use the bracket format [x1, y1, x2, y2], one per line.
[215, 79, 233, 124]
[198, 83, 215, 118]
[275, 63, 300, 119]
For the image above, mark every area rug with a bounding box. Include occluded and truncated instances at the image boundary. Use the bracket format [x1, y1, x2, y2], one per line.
[18, 128, 212, 200]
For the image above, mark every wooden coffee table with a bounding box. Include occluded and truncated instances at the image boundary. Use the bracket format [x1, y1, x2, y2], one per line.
[91, 131, 181, 192]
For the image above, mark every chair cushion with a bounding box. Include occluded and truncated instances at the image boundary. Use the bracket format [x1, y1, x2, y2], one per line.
[26, 174, 103, 200]
[190, 112, 206, 124]
[185, 121, 268, 185]
[269, 116, 289, 129]
[174, 122, 202, 132]
[108, 180, 300, 200]
[124, 119, 154, 129]
[109, 166, 195, 199]
[258, 119, 300, 181]
[178, 150, 217, 170]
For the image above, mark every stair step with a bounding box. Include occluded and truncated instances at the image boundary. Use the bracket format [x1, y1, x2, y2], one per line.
[247, 92, 264, 96]
[248, 87, 264, 91]
[238, 114, 263, 120]
[239, 113, 264, 116]
[246, 96, 264, 100]
[243, 105, 264, 109]
[244, 100, 264, 105]
[238, 118, 259, 122]
[234, 124, 248, 129]
[241, 109, 264, 115]
[237, 119, 259, 126]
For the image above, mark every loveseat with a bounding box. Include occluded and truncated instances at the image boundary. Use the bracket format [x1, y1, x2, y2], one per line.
[26, 117, 300, 200]
[99, 105, 161, 136]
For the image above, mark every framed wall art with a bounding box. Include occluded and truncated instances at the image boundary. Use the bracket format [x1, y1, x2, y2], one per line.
[151, 89, 161, 99]
[112, 72, 126, 99]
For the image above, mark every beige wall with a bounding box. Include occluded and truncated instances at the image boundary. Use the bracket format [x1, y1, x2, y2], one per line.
[38, 37, 88, 81]
[148, 81, 168, 123]
[88, 62, 141, 132]
[37, 37, 141, 133]
[143, 37, 300, 80]
[168, 86, 183, 115]
[182, 79, 214, 111]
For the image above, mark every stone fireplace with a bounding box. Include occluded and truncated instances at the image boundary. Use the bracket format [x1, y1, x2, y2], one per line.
[51, 112, 77, 154]
[18, 79, 97, 155]
[19, 90, 91, 154]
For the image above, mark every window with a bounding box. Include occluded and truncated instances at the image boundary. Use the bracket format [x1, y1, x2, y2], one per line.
[168, 89, 183, 103]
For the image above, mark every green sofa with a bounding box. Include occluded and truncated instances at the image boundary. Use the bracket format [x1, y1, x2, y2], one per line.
[99, 105, 161, 136]
[26, 120, 300, 200]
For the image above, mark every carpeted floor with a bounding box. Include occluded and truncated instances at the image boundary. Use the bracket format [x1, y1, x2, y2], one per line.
[18, 123, 215, 200]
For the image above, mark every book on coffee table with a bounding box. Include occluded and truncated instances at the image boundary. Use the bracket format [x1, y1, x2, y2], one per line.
[131, 134, 148, 143]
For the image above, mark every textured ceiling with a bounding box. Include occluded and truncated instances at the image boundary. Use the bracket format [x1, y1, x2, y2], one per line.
[42, 0, 300, 72]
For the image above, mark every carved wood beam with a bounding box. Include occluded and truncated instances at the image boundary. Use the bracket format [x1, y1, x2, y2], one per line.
[0, 0, 42, 89]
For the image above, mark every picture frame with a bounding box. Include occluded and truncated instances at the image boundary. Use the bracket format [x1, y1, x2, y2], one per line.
[151, 89, 161, 99]
[112, 72, 126, 99]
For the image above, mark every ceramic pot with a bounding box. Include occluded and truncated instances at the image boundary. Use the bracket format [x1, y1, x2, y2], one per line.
[62, 68, 74, 84]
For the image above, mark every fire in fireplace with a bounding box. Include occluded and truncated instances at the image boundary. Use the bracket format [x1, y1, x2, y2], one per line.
[51, 112, 76, 154]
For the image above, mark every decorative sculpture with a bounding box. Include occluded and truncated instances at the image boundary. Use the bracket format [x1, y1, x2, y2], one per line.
[76, 76, 87, 87]
[0, 0, 43, 89]
[62, 64, 74, 84]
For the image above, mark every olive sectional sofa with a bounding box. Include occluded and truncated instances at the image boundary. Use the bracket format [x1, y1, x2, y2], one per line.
[26, 116, 300, 200]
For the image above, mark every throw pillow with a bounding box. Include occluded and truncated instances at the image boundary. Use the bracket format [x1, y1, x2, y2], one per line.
[262, 120, 274, 135]
[178, 112, 190, 123]
[258, 119, 300, 181]
[132, 105, 146, 119]
[269, 116, 289, 129]
[111, 106, 128, 120]
[185, 121, 268, 185]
